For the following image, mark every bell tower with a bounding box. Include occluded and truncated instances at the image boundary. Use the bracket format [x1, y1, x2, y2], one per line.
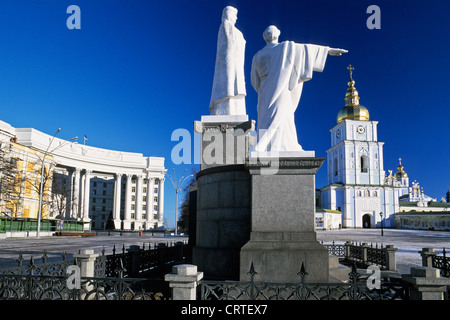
[320, 66, 396, 228]
[327, 65, 385, 186]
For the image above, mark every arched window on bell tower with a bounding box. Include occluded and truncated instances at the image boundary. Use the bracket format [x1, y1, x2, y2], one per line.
[360, 155, 368, 173]
[334, 158, 338, 176]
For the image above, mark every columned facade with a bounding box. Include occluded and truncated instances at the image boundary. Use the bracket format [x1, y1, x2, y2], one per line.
[1, 120, 166, 231]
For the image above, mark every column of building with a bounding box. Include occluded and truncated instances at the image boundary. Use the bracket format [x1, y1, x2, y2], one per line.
[135, 175, 144, 229]
[68, 167, 164, 231]
[157, 177, 165, 226]
[123, 174, 132, 230]
[146, 176, 155, 228]
[113, 173, 122, 229]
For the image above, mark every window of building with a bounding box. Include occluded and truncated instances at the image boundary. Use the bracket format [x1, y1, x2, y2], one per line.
[360, 155, 368, 173]
[27, 162, 34, 173]
[334, 158, 338, 176]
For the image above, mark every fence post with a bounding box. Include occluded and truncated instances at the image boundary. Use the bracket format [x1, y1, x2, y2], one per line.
[402, 267, 449, 300]
[164, 264, 203, 300]
[158, 243, 167, 271]
[385, 245, 397, 271]
[362, 243, 369, 266]
[74, 249, 99, 298]
[419, 248, 437, 267]
[127, 245, 141, 278]
[175, 241, 184, 261]
[74, 249, 99, 277]
[345, 241, 352, 260]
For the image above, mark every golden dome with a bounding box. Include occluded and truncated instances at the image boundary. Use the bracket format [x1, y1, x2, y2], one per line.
[337, 65, 370, 124]
[395, 158, 408, 178]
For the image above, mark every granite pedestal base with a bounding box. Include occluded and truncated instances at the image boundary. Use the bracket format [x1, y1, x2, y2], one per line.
[240, 156, 328, 282]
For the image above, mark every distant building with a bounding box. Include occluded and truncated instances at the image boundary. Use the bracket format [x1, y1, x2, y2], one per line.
[318, 66, 437, 229]
[0, 120, 166, 231]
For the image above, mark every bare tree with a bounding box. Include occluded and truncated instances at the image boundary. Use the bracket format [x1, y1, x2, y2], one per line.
[177, 167, 198, 234]
[0, 142, 24, 217]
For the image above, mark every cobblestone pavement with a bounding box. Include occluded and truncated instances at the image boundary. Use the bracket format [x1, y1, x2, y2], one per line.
[0, 231, 188, 269]
[317, 228, 450, 274]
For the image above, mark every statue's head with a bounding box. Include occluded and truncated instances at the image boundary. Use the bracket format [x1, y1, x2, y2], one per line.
[222, 6, 238, 24]
[263, 25, 281, 43]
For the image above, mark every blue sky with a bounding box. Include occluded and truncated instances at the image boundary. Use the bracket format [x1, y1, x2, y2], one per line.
[0, 1, 449, 228]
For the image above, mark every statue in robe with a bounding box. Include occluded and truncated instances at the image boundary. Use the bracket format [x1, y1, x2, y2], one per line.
[251, 25, 347, 152]
[209, 6, 247, 116]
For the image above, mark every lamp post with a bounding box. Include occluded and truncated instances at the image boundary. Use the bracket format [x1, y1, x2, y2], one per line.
[36, 129, 77, 238]
[379, 211, 384, 237]
[167, 168, 193, 236]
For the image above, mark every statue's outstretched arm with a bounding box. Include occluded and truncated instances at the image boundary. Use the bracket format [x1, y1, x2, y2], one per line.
[329, 48, 348, 56]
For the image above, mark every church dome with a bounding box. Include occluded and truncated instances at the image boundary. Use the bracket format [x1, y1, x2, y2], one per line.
[395, 158, 408, 178]
[337, 65, 370, 124]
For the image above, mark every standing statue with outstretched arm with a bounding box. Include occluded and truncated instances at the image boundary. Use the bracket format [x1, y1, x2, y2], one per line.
[251, 25, 347, 153]
[209, 6, 247, 116]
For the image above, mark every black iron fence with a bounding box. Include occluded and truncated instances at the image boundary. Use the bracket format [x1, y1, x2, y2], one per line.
[431, 248, 450, 278]
[0, 251, 74, 276]
[0, 265, 170, 300]
[0, 241, 189, 300]
[97, 241, 188, 278]
[200, 262, 410, 300]
[323, 241, 394, 270]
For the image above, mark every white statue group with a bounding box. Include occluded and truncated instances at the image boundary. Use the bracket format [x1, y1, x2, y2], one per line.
[209, 6, 347, 153]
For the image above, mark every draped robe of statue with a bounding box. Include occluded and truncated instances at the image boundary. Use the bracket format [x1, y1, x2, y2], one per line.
[209, 9, 247, 115]
[251, 41, 330, 152]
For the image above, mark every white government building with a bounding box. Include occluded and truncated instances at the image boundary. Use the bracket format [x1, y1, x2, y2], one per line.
[319, 66, 436, 229]
[0, 120, 166, 231]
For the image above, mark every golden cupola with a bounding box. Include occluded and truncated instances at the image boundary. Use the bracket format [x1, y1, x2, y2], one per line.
[395, 158, 408, 178]
[337, 65, 370, 124]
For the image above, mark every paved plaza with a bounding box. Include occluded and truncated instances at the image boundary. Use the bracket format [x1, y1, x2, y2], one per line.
[0, 228, 448, 274]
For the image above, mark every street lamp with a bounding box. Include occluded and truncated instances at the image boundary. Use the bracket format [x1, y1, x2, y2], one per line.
[167, 168, 193, 236]
[36, 129, 77, 238]
[379, 211, 384, 236]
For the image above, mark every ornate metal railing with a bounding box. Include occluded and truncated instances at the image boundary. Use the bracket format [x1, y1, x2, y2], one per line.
[97, 242, 188, 278]
[323, 241, 391, 270]
[0, 251, 74, 276]
[200, 262, 410, 300]
[323, 241, 346, 258]
[0, 267, 170, 300]
[366, 244, 387, 267]
[432, 248, 450, 278]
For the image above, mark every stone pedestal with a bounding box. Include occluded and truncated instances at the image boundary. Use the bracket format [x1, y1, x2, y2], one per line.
[240, 155, 328, 282]
[192, 115, 254, 280]
[194, 115, 255, 170]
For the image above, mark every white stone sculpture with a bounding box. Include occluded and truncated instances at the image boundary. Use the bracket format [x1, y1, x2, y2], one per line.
[251, 25, 347, 153]
[209, 6, 247, 116]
